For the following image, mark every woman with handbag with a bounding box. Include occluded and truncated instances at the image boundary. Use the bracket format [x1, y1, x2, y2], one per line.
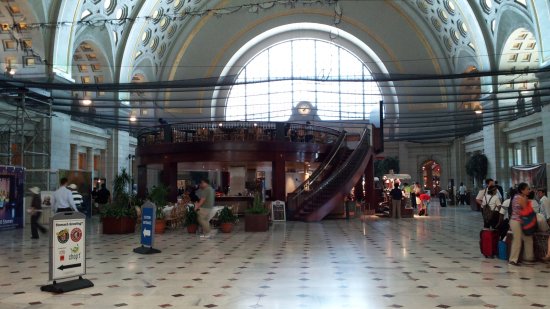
[509, 183, 535, 266]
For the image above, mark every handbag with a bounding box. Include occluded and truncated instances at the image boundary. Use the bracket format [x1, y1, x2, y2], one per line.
[520, 202, 537, 236]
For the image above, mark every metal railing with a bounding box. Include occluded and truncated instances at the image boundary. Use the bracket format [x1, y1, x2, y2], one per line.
[288, 130, 347, 207]
[295, 127, 371, 217]
[137, 121, 342, 146]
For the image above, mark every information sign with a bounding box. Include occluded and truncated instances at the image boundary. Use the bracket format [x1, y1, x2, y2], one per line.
[51, 214, 86, 280]
[271, 200, 286, 221]
[141, 203, 154, 247]
[134, 201, 160, 254]
[41, 211, 93, 293]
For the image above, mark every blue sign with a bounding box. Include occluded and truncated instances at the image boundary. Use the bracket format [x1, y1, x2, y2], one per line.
[141, 205, 154, 247]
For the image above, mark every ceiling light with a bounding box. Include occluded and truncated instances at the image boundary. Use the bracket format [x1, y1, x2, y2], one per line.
[474, 108, 483, 114]
[82, 99, 92, 106]
[129, 115, 137, 122]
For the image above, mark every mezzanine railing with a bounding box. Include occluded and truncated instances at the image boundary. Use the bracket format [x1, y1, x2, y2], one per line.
[137, 121, 342, 146]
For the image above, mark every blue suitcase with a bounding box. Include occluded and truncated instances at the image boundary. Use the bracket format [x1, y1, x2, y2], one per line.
[498, 240, 508, 260]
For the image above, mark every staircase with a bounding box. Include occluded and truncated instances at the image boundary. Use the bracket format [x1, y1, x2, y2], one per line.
[288, 127, 373, 222]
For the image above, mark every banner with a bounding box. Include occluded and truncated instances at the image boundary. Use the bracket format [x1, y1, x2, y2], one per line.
[511, 164, 547, 189]
[0, 166, 25, 230]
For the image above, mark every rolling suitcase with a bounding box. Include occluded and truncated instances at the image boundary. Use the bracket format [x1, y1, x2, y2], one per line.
[480, 229, 499, 258]
[498, 240, 508, 260]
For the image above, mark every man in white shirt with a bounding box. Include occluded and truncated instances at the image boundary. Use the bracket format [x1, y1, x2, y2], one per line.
[476, 178, 494, 207]
[476, 178, 503, 206]
[537, 188, 550, 220]
[458, 182, 467, 205]
[53, 178, 78, 213]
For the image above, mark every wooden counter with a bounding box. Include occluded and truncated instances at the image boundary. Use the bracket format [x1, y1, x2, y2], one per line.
[215, 196, 254, 215]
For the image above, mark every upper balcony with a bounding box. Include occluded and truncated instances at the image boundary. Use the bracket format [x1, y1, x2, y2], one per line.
[136, 121, 344, 165]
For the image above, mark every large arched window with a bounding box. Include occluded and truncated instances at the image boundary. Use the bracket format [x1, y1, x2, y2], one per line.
[225, 39, 383, 121]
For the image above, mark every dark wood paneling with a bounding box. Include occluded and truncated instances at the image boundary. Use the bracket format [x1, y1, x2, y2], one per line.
[137, 141, 331, 165]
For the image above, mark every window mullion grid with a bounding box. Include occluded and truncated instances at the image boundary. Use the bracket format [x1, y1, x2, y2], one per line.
[338, 47, 342, 120]
[244, 68, 248, 121]
[291, 40, 294, 112]
[314, 40, 318, 114]
[362, 66, 366, 121]
[267, 48, 271, 121]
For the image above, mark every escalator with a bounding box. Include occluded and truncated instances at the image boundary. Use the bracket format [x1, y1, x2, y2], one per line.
[288, 127, 373, 222]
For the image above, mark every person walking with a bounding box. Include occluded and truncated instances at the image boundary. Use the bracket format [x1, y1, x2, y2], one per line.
[509, 182, 535, 266]
[29, 187, 47, 239]
[195, 179, 215, 238]
[458, 182, 467, 205]
[389, 183, 403, 219]
[52, 178, 79, 213]
[68, 184, 84, 212]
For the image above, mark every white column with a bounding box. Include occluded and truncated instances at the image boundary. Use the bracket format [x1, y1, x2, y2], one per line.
[70, 144, 78, 170]
[86, 147, 94, 178]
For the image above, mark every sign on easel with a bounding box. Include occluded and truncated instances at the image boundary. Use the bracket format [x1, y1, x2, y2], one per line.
[41, 212, 93, 293]
[134, 201, 161, 254]
[271, 200, 286, 221]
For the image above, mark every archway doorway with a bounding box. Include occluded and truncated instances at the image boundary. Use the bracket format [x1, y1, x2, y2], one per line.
[421, 160, 441, 195]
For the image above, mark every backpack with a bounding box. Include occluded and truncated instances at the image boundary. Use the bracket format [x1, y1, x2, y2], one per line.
[482, 195, 499, 228]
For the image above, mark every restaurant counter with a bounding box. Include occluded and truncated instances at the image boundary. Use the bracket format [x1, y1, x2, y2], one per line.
[215, 196, 254, 215]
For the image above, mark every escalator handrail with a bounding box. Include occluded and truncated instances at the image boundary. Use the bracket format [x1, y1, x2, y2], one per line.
[288, 130, 347, 202]
[302, 127, 370, 204]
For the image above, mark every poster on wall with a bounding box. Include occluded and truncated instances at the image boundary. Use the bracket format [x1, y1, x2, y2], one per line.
[0, 165, 25, 230]
[511, 164, 547, 189]
[58, 170, 93, 217]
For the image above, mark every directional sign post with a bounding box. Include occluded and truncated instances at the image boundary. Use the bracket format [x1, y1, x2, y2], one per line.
[41, 211, 93, 293]
[134, 201, 161, 254]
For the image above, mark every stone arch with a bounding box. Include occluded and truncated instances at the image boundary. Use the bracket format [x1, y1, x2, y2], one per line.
[211, 23, 398, 123]
[494, 4, 536, 66]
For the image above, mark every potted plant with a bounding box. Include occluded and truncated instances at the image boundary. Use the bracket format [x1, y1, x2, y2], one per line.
[466, 153, 488, 211]
[218, 206, 237, 233]
[184, 205, 199, 234]
[101, 169, 137, 234]
[244, 193, 269, 232]
[149, 185, 168, 234]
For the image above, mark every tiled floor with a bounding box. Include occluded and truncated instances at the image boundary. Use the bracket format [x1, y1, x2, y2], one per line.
[1, 204, 549, 309]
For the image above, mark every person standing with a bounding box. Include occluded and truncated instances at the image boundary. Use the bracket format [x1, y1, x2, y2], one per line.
[438, 189, 448, 207]
[96, 183, 111, 210]
[476, 178, 494, 207]
[458, 182, 467, 205]
[537, 188, 550, 220]
[29, 187, 47, 239]
[389, 183, 403, 219]
[509, 183, 535, 266]
[403, 183, 412, 208]
[195, 179, 215, 238]
[414, 182, 422, 208]
[68, 184, 83, 212]
[52, 178, 78, 213]
[495, 181, 504, 202]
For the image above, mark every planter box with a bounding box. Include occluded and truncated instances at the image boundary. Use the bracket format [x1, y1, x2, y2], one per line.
[244, 214, 269, 232]
[102, 217, 136, 234]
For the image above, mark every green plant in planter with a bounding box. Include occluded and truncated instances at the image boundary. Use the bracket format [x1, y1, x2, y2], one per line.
[246, 193, 269, 215]
[218, 206, 237, 224]
[100, 168, 136, 219]
[184, 206, 199, 226]
[149, 185, 169, 220]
